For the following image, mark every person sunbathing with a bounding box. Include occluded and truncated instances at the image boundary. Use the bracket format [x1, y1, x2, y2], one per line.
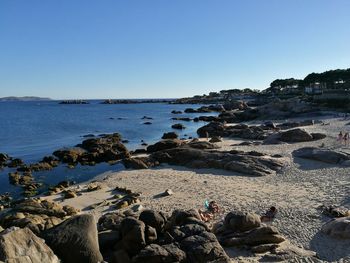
[261, 206, 277, 222]
[198, 201, 220, 222]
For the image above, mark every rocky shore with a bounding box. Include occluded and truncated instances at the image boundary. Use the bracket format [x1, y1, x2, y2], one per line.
[0, 100, 350, 262]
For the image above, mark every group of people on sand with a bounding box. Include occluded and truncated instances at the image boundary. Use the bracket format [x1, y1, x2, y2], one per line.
[337, 131, 349, 146]
[198, 200, 278, 224]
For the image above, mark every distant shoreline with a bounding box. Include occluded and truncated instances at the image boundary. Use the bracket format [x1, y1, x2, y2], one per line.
[0, 96, 52, 102]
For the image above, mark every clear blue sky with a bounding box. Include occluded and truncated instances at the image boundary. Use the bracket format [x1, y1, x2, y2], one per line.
[1, 0, 350, 99]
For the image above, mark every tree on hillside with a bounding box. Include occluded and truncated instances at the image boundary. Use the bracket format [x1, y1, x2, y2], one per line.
[270, 78, 301, 88]
[301, 68, 350, 89]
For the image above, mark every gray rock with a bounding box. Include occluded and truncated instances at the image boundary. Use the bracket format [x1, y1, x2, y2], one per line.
[171, 123, 185, 130]
[139, 210, 166, 233]
[279, 128, 314, 142]
[119, 217, 147, 255]
[0, 227, 59, 263]
[161, 132, 178, 139]
[150, 147, 289, 177]
[224, 211, 261, 232]
[293, 147, 350, 165]
[321, 217, 350, 239]
[147, 139, 183, 153]
[180, 231, 230, 263]
[43, 214, 103, 263]
[220, 226, 285, 247]
[98, 211, 125, 231]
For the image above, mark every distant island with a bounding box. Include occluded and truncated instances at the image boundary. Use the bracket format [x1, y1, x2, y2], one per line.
[0, 96, 52, 102]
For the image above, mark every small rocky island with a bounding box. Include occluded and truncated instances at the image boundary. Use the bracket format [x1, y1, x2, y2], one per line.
[59, 100, 89, 104]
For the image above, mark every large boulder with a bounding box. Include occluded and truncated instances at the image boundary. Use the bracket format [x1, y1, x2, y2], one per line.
[161, 132, 178, 139]
[223, 211, 261, 232]
[220, 226, 285, 247]
[150, 147, 289, 177]
[0, 199, 78, 234]
[53, 147, 86, 164]
[0, 227, 59, 263]
[223, 100, 248, 111]
[98, 211, 126, 231]
[43, 214, 103, 263]
[164, 209, 207, 231]
[321, 217, 350, 239]
[197, 122, 226, 137]
[139, 210, 167, 233]
[293, 147, 350, 165]
[147, 139, 183, 153]
[279, 128, 314, 142]
[132, 243, 186, 263]
[186, 140, 218, 150]
[118, 217, 147, 255]
[53, 133, 130, 165]
[218, 111, 237, 123]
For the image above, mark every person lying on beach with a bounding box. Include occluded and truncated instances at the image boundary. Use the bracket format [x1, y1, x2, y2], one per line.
[198, 200, 220, 222]
[260, 206, 278, 222]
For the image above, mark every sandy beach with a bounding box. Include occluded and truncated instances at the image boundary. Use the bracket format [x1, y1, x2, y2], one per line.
[43, 114, 350, 262]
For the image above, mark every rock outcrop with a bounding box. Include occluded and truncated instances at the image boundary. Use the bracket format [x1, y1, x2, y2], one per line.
[53, 133, 129, 166]
[103, 208, 230, 263]
[147, 139, 184, 153]
[197, 122, 271, 140]
[171, 123, 185, 130]
[0, 227, 59, 263]
[293, 147, 350, 166]
[214, 211, 318, 261]
[149, 147, 289, 176]
[264, 129, 326, 144]
[0, 198, 78, 234]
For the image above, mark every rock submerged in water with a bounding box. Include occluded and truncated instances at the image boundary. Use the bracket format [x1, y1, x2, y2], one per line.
[53, 133, 130, 166]
[171, 123, 186, 130]
[161, 132, 178, 139]
[0, 153, 10, 167]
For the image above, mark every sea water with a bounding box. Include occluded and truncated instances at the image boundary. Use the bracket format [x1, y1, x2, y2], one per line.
[0, 100, 215, 195]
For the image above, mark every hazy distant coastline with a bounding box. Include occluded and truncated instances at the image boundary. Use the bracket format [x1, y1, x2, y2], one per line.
[0, 96, 52, 102]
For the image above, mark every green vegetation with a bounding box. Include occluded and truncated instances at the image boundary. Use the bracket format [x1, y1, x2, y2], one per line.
[301, 68, 350, 89]
[270, 78, 302, 88]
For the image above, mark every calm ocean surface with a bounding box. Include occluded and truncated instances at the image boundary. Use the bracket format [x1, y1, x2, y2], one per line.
[0, 100, 214, 195]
